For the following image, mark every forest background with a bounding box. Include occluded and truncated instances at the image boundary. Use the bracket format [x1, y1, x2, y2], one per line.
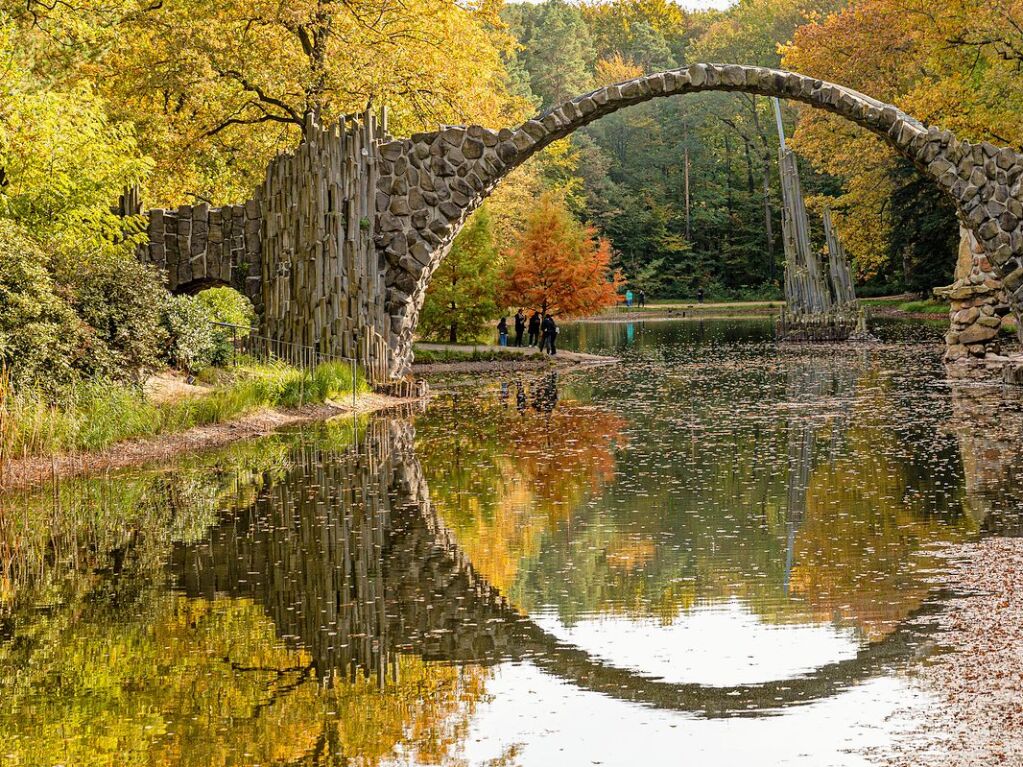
[5, 0, 1023, 352]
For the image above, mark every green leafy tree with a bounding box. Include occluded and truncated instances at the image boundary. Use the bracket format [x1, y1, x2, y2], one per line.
[504, 0, 595, 109]
[419, 206, 503, 343]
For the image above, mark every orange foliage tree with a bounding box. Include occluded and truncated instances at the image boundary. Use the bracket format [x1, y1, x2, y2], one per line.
[502, 193, 623, 317]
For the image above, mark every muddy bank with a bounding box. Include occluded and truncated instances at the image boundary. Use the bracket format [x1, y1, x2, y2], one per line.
[881, 537, 1023, 766]
[0, 393, 420, 491]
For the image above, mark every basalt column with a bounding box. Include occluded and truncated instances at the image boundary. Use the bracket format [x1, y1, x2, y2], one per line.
[260, 113, 394, 381]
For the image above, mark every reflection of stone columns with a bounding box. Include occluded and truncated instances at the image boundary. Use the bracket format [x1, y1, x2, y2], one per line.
[171, 416, 522, 681]
[937, 226, 1014, 362]
[948, 381, 1023, 534]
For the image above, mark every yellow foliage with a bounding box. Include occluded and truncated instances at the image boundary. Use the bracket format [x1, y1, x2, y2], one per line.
[783, 0, 1023, 276]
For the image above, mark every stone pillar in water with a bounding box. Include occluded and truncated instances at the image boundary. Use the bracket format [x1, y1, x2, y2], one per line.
[936, 226, 1013, 362]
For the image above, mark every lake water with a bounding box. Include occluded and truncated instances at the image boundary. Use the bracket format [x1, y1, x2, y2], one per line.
[3, 316, 1022, 766]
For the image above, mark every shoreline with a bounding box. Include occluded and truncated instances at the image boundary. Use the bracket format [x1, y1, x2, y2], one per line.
[882, 537, 1023, 766]
[411, 343, 617, 375]
[0, 392, 422, 492]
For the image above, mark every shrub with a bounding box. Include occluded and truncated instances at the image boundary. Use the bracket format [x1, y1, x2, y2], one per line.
[195, 287, 256, 365]
[164, 295, 217, 373]
[0, 221, 83, 390]
[58, 244, 169, 380]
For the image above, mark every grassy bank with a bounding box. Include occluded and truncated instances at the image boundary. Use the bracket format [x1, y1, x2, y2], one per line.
[0, 361, 368, 462]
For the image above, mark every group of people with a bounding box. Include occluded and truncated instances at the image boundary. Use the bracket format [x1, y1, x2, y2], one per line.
[496, 309, 559, 354]
[624, 289, 646, 308]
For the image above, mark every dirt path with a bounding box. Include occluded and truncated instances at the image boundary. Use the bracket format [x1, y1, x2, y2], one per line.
[0, 393, 419, 492]
[880, 538, 1023, 766]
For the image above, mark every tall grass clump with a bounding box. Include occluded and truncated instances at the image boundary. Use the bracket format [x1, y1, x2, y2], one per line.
[0, 361, 369, 463]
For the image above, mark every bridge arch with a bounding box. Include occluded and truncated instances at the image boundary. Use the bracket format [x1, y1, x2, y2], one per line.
[376, 63, 1023, 375]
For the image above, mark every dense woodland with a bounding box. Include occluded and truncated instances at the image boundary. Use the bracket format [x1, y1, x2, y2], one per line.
[4, 0, 1023, 356]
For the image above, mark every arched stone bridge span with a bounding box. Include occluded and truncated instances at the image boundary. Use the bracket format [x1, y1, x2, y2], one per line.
[137, 64, 1023, 378]
[171, 418, 933, 718]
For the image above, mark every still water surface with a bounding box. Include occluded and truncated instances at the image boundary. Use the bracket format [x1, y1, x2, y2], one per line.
[2, 317, 1021, 766]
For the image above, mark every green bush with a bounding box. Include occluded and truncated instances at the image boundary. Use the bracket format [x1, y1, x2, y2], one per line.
[0, 221, 85, 391]
[164, 295, 217, 372]
[58, 245, 169, 380]
[1, 223, 171, 392]
[195, 287, 256, 365]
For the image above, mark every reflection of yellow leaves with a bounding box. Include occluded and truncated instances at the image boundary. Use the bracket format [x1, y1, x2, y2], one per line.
[789, 417, 974, 641]
[605, 537, 656, 572]
[0, 594, 490, 767]
[426, 397, 625, 595]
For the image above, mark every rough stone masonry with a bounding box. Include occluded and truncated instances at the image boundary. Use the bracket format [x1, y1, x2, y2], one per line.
[137, 64, 1023, 379]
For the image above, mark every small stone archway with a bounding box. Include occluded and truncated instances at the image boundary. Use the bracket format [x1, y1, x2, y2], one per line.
[376, 64, 1023, 376]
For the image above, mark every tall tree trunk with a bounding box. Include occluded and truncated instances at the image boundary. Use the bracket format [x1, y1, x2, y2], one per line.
[763, 151, 775, 281]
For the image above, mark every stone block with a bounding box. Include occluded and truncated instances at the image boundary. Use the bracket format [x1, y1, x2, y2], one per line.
[958, 323, 999, 344]
[410, 240, 432, 266]
[497, 141, 518, 163]
[438, 201, 461, 221]
[954, 307, 980, 324]
[511, 131, 535, 152]
[463, 138, 484, 159]
[687, 64, 707, 87]
[1003, 266, 1023, 292]
[522, 120, 546, 141]
[398, 254, 425, 278]
[380, 141, 404, 161]
[440, 127, 464, 146]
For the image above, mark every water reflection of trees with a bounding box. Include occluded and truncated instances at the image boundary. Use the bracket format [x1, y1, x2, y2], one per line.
[415, 373, 626, 593]
[0, 417, 493, 767]
[493, 360, 976, 640]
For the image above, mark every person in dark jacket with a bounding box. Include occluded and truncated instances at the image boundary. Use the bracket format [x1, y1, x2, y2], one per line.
[540, 314, 558, 355]
[528, 311, 541, 346]
[514, 309, 526, 347]
[497, 316, 509, 346]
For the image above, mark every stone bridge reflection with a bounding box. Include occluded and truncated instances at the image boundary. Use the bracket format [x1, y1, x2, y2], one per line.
[171, 416, 935, 719]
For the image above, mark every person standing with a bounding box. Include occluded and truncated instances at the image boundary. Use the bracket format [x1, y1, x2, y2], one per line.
[625, 289, 633, 308]
[541, 314, 558, 355]
[497, 316, 509, 347]
[697, 287, 704, 304]
[528, 311, 541, 347]
[514, 309, 526, 347]
[638, 290, 646, 308]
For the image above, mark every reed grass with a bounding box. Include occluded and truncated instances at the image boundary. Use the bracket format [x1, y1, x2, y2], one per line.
[0, 361, 369, 462]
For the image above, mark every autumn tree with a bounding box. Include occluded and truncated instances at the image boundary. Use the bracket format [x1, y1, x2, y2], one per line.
[782, 0, 1023, 286]
[503, 193, 622, 318]
[419, 206, 503, 343]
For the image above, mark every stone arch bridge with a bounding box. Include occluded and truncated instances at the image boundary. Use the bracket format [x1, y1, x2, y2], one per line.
[136, 64, 1023, 378]
[171, 417, 936, 718]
